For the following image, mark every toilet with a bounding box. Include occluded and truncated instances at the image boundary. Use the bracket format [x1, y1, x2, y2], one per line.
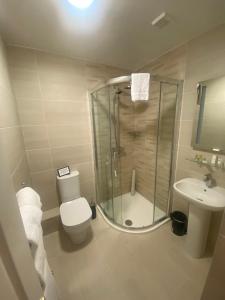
[57, 170, 92, 244]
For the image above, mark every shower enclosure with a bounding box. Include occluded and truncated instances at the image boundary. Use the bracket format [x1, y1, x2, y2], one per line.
[91, 75, 182, 232]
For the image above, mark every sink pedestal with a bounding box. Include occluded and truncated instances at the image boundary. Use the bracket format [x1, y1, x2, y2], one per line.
[186, 204, 211, 258]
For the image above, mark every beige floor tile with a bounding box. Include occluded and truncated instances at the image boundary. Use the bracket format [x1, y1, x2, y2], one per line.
[44, 214, 211, 300]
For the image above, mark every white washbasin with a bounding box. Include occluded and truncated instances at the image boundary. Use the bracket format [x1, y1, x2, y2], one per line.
[173, 178, 225, 211]
[173, 177, 225, 258]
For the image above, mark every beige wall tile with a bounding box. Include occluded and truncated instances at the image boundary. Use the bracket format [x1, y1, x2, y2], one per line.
[178, 121, 194, 147]
[7, 45, 124, 211]
[0, 39, 13, 91]
[70, 162, 95, 183]
[26, 149, 52, 172]
[52, 145, 92, 169]
[48, 124, 90, 147]
[0, 126, 25, 174]
[0, 87, 19, 128]
[180, 91, 197, 121]
[16, 99, 45, 125]
[0, 39, 30, 193]
[40, 81, 87, 102]
[22, 125, 49, 150]
[10, 68, 42, 100]
[31, 170, 59, 210]
[12, 155, 31, 191]
[80, 178, 95, 203]
[7, 46, 37, 70]
[44, 101, 88, 125]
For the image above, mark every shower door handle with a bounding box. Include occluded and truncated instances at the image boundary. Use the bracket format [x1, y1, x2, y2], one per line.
[113, 151, 117, 160]
[114, 169, 117, 177]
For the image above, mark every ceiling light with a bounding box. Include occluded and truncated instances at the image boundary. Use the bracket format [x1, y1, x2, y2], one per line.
[67, 0, 94, 9]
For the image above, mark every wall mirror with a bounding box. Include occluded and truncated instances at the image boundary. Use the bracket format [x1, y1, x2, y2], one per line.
[192, 74, 225, 154]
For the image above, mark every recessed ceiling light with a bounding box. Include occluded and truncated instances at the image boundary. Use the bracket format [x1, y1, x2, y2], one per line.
[67, 0, 94, 9]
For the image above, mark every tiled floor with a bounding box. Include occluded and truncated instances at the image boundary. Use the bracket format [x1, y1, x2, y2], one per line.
[44, 214, 211, 300]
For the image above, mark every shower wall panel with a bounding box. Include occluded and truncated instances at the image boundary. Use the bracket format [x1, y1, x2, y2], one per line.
[133, 81, 160, 203]
[118, 93, 135, 195]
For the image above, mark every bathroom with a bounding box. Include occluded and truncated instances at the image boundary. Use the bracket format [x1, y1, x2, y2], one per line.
[0, 0, 225, 299]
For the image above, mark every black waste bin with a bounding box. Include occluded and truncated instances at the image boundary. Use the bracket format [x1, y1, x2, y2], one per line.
[90, 203, 97, 219]
[170, 211, 187, 236]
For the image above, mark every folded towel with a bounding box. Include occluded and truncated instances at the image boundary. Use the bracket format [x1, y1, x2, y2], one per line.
[17, 191, 47, 291]
[34, 235, 47, 289]
[17, 187, 42, 209]
[19, 205, 43, 228]
[44, 260, 60, 300]
[131, 73, 150, 101]
[19, 205, 43, 255]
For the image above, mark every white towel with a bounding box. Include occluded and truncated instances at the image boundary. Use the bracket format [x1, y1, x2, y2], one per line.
[18, 204, 46, 288]
[19, 205, 43, 229]
[17, 187, 42, 209]
[44, 260, 60, 300]
[34, 234, 47, 289]
[19, 205, 43, 253]
[131, 73, 150, 101]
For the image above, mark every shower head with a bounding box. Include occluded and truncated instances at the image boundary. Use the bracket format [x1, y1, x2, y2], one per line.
[116, 85, 131, 95]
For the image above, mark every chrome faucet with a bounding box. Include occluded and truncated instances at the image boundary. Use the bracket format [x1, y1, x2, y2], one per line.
[203, 173, 215, 188]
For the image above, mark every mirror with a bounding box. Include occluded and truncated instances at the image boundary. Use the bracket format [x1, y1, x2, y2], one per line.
[192, 75, 225, 154]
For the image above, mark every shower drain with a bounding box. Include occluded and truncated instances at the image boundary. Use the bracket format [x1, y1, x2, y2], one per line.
[125, 219, 133, 226]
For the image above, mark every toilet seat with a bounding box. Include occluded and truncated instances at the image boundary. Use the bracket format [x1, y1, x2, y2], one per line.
[60, 197, 92, 227]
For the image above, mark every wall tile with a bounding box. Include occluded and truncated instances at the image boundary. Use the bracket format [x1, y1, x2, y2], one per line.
[0, 87, 18, 128]
[26, 149, 52, 172]
[52, 145, 92, 169]
[48, 124, 90, 147]
[7, 46, 37, 70]
[40, 81, 87, 102]
[44, 101, 88, 125]
[0, 40, 30, 193]
[31, 170, 59, 210]
[16, 99, 45, 125]
[12, 155, 31, 191]
[9, 68, 42, 99]
[22, 125, 49, 149]
[0, 126, 25, 174]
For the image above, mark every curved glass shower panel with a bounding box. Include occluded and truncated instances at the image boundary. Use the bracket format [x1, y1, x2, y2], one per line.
[153, 82, 178, 223]
[91, 86, 123, 223]
[91, 87, 114, 220]
[109, 86, 123, 225]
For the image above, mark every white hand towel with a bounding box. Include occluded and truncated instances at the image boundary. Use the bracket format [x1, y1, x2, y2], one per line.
[19, 205, 43, 251]
[17, 187, 42, 209]
[44, 260, 60, 300]
[34, 234, 47, 289]
[19, 205, 43, 227]
[131, 73, 150, 101]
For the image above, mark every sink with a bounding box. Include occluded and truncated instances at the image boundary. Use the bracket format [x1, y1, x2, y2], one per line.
[173, 178, 225, 258]
[174, 178, 225, 211]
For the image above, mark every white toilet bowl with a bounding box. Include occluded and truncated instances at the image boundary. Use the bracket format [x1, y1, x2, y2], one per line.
[60, 197, 92, 244]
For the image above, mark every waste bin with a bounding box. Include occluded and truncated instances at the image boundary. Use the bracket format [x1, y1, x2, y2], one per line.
[170, 211, 187, 236]
[90, 203, 97, 219]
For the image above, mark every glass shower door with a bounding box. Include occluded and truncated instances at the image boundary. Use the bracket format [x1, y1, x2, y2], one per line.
[92, 87, 114, 220]
[153, 82, 178, 223]
[109, 86, 123, 226]
[91, 86, 123, 224]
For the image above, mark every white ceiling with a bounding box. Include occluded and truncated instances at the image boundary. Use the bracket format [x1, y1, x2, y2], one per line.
[0, 0, 225, 70]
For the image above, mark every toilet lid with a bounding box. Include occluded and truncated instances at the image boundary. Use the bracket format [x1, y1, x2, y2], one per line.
[60, 197, 92, 227]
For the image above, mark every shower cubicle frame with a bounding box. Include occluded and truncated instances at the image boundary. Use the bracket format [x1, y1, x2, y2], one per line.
[90, 75, 183, 233]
